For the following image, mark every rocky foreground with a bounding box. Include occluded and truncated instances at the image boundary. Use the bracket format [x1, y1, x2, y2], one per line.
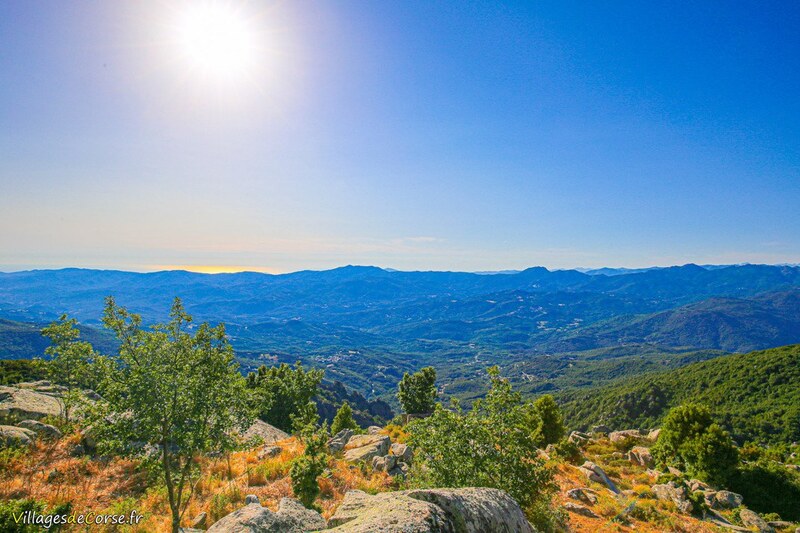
[2, 381, 799, 532]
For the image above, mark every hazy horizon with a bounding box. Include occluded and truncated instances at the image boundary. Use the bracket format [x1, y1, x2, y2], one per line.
[1, 261, 797, 276]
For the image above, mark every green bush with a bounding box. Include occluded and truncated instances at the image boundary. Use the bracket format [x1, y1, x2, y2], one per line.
[652, 403, 738, 485]
[408, 367, 557, 524]
[551, 437, 583, 464]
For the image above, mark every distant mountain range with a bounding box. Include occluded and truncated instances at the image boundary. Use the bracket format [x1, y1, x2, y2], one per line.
[1, 263, 799, 401]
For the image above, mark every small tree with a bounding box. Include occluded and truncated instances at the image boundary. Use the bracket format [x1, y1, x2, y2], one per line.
[331, 401, 360, 435]
[529, 394, 565, 447]
[247, 362, 323, 432]
[652, 403, 739, 485]
[397, 366, 437, 414]
[41, 315, 97, 423]
[98, 297, 253, 533]
[408, 367, 556, 512]
[289, 402, 329, 509]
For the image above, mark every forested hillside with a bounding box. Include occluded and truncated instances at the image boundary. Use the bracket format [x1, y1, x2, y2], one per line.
[560, 344, 800, 445]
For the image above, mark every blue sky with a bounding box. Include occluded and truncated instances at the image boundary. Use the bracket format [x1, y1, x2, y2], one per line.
[1, 1, 799, 273]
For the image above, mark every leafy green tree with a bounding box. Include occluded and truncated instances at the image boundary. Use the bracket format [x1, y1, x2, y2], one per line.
[529, 394, 565, 447]
[408, 367, 556, 515]
[330, 401, 360, 435]
[247, 362, 324, 432]
[41, 315, 98, 423]
[97, 297, 253, 533]
[397, 366, 437, 414]
[652, 403, 738, 485]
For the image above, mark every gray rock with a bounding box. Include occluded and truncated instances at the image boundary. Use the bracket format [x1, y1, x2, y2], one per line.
[207, 499, 326, 533]
[609, 429, 641, 443]
[768, 521, 792, 529]
[191, 512, 207, 529]
[566, 487, 599, 505]
[627, 446, 654, 468]
[244, 494, 260, 505]
[0, 425, 36, 447]
[579, 461, 619, 493]
[563, 502, 598, 518]
[16, 419, 62, 440]
[651, 482, 693, 514]
[568, 431, 591, 446]
[240, 420, 289, 445]
[372, 454, 397, 472]
[0, 386, 63, 422]
[390, 442, 413, 464]
[326, 488, 535, 532]
[739, 509, 774, 533]
[647, 428, 661, 441]
[274, 497, 327, 531]
[713, 490, 743, 509]
[15, 381, 67, 396]
[688, 479, 709, 492]
[328, 429, 354, 453]
[366, 426, 383, 435]
[343, 434, 390, 463]
[258, 445, 282, 459]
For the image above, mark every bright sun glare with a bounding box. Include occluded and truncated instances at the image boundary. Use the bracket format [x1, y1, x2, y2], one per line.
[174, 2, 259, 83]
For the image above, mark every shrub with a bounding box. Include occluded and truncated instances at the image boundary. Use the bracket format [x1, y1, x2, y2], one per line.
[408, 367, 556, 520]
[652, 403, 738, 485]
[551, 437, 583, 464]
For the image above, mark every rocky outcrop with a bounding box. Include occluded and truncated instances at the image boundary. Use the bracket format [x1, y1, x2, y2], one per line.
[328, 429, 353, 453]
[568, 431, 591, 446]
[627, 446, 654, 468]
[711, 490, 743, 510]
[390, 442, 413, 464]
[646, 428, 661, 441]
[578, 461, 619, 493]
[343, 434, 390, 463]
[590, 424, 611, 435]
[241, 420, 289, 444]
[258, 444, 282, 459]
[651, 482, 693, 514]
[0, 386, 63, 422]
[608, 430, 641, 443]
[563, 502, 598, 518]
[738, 509, 774, 533]
[0, 425, 36, 447]
[566, 487, 599, 505]
[207, 498, 325, 532]
[326, 488, 536, 532]
[16, 419, 62, 440]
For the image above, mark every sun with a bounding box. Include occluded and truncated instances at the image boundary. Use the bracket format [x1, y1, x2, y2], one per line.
[173, 2, 259, 83]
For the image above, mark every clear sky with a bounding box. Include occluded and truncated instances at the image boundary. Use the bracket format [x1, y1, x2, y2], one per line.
[1, 1, 799, 273]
